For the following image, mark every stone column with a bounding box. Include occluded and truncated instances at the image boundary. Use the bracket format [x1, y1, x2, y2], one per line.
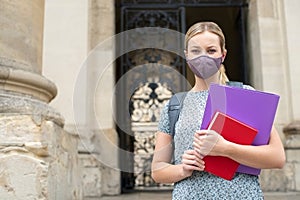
[0, 0, 80, 199]
[247, 0, 291, 192]
[0, 0, 57, 101]
[77, 0, 120, 198]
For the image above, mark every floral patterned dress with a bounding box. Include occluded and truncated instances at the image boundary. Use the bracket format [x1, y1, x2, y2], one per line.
[158, 90, 264, 200]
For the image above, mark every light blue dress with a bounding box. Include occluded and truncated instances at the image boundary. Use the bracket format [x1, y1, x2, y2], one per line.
[158, 89, 264, 200]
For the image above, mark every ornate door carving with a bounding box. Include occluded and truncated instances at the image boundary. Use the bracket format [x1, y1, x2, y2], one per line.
[116, 2, 187, 191]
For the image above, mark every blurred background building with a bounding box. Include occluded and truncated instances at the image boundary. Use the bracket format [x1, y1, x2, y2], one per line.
[1, 0, 300, 199]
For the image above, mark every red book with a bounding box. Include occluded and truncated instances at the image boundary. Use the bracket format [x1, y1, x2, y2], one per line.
[203, 112, 258, 180]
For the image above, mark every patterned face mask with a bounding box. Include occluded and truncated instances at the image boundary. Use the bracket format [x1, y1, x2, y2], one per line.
[186, 55, 222, 79]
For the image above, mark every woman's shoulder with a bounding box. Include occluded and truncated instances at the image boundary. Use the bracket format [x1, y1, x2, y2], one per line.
[226, 81, 255, 91]
[242, 84, 255, 91]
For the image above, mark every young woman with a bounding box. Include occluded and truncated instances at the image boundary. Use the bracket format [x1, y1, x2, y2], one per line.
[151, 21, 285, 199]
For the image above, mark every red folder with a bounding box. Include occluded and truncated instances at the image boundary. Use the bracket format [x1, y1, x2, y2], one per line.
[203, 112, 258, 180]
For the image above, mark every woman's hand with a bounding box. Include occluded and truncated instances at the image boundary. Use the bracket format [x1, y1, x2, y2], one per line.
[181, 149, 205, 178]
[193, 130, 228, 157]
[193, 128, 285, 169]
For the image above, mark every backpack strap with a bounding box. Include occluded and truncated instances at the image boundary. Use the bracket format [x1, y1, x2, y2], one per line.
[226, 81, 243, 88]
[167, 82, 243, 136]
[168, 92, 187, 136]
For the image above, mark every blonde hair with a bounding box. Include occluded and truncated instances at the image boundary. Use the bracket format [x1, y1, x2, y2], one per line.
[185, 22, 229, 85]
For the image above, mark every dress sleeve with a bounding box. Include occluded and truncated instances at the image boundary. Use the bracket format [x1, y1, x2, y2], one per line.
[157, 101, 172, 136]
[243, 84, 255, 91]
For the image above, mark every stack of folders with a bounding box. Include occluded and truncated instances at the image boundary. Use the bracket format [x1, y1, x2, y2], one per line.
[201, 84, 280, 180]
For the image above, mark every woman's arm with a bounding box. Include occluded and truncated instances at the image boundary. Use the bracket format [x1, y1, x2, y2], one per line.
[194, 126, 286, 169]
[151, 131, 205, 183]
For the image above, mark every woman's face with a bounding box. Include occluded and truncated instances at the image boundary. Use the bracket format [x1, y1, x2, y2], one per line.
[186, 31, 224, 60]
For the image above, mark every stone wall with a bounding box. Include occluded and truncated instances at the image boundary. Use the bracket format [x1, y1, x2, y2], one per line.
[261, 121, 300, 192]
[283, 121, 300, 191]
[43, 0, 120, 198]
[248, 0, 300, 192]
[0, 92, 81, 199]
[83, 0, 120, 198]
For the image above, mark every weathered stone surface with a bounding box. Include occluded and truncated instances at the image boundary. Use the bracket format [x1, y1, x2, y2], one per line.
[43, 121, 81, 200]
[0, 92, 63, 126]
[89, 128, 120, 196]
[0, 0, 45, 73]
[0, 154, 48, 200]
[284, 163, 296, 191]
[79, 154, 102, 198]
[0, 119, 81, 200]
[260, 168, 289, 192]
[281, 121, 300, 192]
[77, 128, 120, 198]
[101, 166, 120, 195]
[0, 93, 81, 199]
[284, 121, 300, 148]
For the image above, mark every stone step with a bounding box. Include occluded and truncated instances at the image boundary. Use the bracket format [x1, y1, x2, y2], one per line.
[99, 191, 300, 200]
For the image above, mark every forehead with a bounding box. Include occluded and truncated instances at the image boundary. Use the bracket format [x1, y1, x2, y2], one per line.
[188, 31, 220, 47]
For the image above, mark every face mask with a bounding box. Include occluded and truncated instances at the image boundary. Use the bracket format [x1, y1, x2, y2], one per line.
[186, 55, 222, 79]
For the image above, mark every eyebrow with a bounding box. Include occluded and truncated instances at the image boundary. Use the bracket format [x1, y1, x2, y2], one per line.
[190, 45, 217, 49]
[190, 46, 202, 49]
[207, 45, 218, 48]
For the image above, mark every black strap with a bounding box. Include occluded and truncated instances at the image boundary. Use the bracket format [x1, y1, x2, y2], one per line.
[167, 82, 244, 137]
[226, 81, 243, 88]
[168, 92, 187, 136]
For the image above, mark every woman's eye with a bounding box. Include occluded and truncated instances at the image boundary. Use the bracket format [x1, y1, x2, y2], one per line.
[207, 49, 217, 54]
[191, 49, 200, 54]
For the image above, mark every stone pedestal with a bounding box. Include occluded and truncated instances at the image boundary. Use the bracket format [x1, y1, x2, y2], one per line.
[260, 121, 300, 192]
[0, 93, 81, 199]
[261, 121, 300, 192]
[0, 0, 81, 199]
[76, 127, 120, 199]
[283, 121, 300, 192]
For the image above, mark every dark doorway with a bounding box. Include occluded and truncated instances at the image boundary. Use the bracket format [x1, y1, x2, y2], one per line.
[115, 0, 249, 192]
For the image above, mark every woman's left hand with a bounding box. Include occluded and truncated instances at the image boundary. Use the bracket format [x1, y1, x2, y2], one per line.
[193, 130, 227, 157]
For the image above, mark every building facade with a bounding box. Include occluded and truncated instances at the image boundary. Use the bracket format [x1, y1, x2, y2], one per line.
[1, 0, 300, 199]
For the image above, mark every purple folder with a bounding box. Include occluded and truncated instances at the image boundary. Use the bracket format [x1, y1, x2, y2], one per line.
[200, 84, 280, 175]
